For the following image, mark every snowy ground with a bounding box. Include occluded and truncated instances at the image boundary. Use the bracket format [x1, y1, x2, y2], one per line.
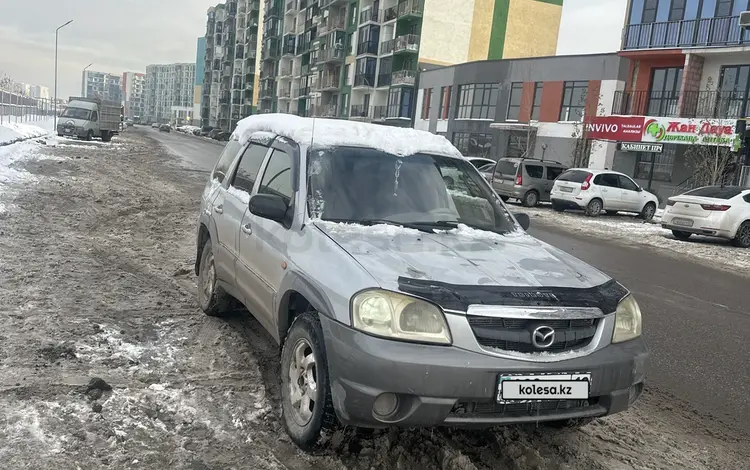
[0, 118, 54, 146]
[513, 203, 750, 274]
[0, 133, 747, 469]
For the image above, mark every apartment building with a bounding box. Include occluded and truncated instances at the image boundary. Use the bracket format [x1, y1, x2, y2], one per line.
[260, 0, 563, 122]
[588, 0, 750, 201]
[414, 53, 629, 169]
[195, 37, 207, 124]
[200, 0, 262, 132]
[144, 63, 196, 124]
[83, 71, 123, 103]
[122, 72, 146, 120]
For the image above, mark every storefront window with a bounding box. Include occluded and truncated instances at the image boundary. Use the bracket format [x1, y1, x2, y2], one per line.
[452, 132, 492, 158]
[634, 146, 676, 182]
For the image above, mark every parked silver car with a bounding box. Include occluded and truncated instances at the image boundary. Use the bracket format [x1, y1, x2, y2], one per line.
[194, 115, 648, 450]
[488, 157, 567, 207]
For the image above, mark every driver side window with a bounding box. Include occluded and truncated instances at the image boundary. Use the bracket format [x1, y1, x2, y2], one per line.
[618, 175, 639, 192]
[91, 111, 98, 122]
[258, 149, 293, 206]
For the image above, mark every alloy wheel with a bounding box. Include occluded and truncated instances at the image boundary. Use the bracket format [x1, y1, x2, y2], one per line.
[739, 223, 750, 247]
[287, 339, 318, 426]
[202, 253, 215, 302]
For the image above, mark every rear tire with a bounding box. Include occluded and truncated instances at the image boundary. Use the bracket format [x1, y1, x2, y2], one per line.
[197, 238, 233, 316]
[500, 195, 509, 202]
[281, 313, 338, 451]
[101, 131, 112, 142]
[640, 202, 657, 221]
[522, 190, 539, 208]
[733, 221, 750, 248]
[585, 199, 602, 217]
[672, 230, 692, 241]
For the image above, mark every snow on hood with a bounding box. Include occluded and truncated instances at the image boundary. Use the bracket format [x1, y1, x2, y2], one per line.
[314, 221, 610, 291]
[231, 113, 463, 158]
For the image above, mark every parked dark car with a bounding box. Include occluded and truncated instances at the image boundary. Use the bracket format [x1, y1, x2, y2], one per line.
[200, 126, 214, 137]
[159, 124, 171, 133]
[208, 129, 230, 141]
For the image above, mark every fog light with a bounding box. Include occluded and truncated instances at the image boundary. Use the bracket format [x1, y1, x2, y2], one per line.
[628, 383, 644, 405]
[373, 392, 399, 417]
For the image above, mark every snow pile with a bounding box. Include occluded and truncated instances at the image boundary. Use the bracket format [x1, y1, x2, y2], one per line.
[0, 140, 41, 191]
[314, 219, 421, 237]
[232, 113, 462, 158]
[0, 120, 53, 146]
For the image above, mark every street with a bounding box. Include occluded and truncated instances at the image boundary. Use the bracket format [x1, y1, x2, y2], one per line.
[147, 128, 750, 433]
[0, 129, 747, 469]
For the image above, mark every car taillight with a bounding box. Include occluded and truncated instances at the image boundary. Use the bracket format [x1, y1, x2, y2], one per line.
[580, 173, 593, 191]
[700, 204, 731, 211]
[666, 200, 676, 206]
[515, 174, 522, 186]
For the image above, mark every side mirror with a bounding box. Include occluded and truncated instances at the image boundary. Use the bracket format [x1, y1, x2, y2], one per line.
[249, 193, 288, 223]
[514, 212, 530, 231]
[637, 187, 643, 192]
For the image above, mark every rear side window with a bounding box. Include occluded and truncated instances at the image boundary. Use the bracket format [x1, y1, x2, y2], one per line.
[685, 186, 743, 199]
[744, 194, 750, 203]
[231, 144, 270, 193]
[258, 149, 294, 205]
[558, 169, 591, 183]
[618, 175, 639, 192]
[213, 140, 243, 183]
[495, 160, 519, 176]
[546, 166, 564, 180]
[594, 174, 617, 187]
[524, 164, 543, 179]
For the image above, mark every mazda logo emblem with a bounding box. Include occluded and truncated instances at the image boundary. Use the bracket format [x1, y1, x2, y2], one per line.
[531, 326, 556, 349]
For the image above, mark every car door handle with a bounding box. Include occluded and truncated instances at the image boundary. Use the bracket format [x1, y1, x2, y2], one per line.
[242, 223, 252, 235]
[214, 205, 224, 214]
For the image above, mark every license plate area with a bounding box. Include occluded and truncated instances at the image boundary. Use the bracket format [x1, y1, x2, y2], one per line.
[560, 186, 574, 193]
[497, 373, 591, 403]
[672, 217, 694, 227]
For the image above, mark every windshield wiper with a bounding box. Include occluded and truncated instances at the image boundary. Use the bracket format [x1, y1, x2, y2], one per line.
[408, 220, 512, 236]
[318, 218, 435, 233]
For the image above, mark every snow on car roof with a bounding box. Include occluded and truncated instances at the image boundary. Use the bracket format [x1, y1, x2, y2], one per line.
[232, 113, 463, 158]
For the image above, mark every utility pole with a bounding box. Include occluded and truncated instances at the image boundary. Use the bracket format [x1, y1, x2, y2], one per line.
[54, 20, 74, 131]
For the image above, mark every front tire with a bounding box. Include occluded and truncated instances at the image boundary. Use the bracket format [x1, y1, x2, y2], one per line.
[85, 130, 93, 141]
[197, 238, 232, 316]
[585, 199, 602, 217]
[672, 230, 692, 240]
[640, 202, 656, 221]
[733, 221, 750, 248]
[281, 313, 338, 451]
[500, 195, 509, 202]
[522, 190, 539, 207]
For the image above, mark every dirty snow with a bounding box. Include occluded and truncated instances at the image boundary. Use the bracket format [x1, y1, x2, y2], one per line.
[227, 185, 251, 204]
[521, 204, 750, 272]
[0, 119, 53, 146]
[233, 113, 462, 158]
[314, 219, 422, 237]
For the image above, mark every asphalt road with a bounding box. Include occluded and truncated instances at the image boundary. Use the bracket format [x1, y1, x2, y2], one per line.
[151, 130, 750, 435]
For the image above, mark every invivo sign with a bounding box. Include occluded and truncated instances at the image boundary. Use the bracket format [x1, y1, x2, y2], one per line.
[585, 116, 740, 147]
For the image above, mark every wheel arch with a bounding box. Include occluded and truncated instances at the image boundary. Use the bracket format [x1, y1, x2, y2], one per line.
[194, 217, 218, 276]
[276, 273, 336, 346]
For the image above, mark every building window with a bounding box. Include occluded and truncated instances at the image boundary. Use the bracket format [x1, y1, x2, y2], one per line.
[452, 132, 493, 158]
[438, 86, 451, 119]
[634, 147, 676, 182]
[559, 81, 588, 122]
[718, 64, 750, 118]
[648, 67, 682, 117]
[531, 83, 543, 120]
[716, 0, 733, 17]
[668, 0, 686, 21]
[506, 82, 523, 121]
[421, 88, 432, 119]
[641, 0, 658, 24]
[455, 83, 499, 120]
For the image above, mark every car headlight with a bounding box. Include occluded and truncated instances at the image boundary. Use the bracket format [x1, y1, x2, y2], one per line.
[612, 294, 642, 343]
[351, 289, 452, 345]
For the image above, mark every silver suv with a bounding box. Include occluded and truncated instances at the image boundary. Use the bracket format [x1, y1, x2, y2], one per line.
[195, 115, 649, 450]
[487, 158, 567, 207]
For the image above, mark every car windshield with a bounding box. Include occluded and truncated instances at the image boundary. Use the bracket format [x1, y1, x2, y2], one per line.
[60, 107, 91, 120]
[307, 146, 516, 234]
[684, 186, 743, 199]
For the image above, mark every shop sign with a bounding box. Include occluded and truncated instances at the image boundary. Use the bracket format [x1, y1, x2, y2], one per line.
[641, 117, 738, 147]
[619, 142, 663, 153]
[584, 116, 645, 142]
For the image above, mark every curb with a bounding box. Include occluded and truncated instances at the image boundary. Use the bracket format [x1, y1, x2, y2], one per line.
[0, 134, 50, 148]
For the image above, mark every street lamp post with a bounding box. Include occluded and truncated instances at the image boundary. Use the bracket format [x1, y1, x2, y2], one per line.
[54, 19, 73, 131]
[82, 63, 93, 96]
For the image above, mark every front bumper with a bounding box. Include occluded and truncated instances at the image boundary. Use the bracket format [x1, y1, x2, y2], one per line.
[57, 125, 85, 138]
[320, 315, 648, 428]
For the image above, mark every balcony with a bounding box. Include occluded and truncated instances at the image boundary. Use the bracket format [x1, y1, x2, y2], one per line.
[359, 9, 381, 25]
[318, 16, 346, 35]
[311, 104, 338, 118]
[373, 105, 388, 120]
[397, 0, 423, 19]
[292, 85, 302, 98]
[357, 40, 379, 56]
[317, 74, 340, 90]
[266, 6, 281, 18]
[391, 69, 416, 86]
[613, 89, 750, 119]
[279, 87, 292, 99]
[285, 0, 297, 13]
[380, 39, 394, 55]
[623, 16, 750, 51]
[383, 6, 398, 22]
[317, 47, 345, 63]
[350, 104, 370, 119]
[394, 34, 419, 54]
[260, 86, 275, 99]
[278, 65, 294, 78]
[353, 73, 376, 88]
[320, 0, 347, 7]
[377, 71, 391, 87]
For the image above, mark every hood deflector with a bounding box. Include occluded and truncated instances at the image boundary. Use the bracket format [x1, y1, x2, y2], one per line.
[397, 277, 628, 314]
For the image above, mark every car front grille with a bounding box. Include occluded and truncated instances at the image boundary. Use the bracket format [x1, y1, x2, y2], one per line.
[466, 316, 598, 354]
[450, 398, 598, 418]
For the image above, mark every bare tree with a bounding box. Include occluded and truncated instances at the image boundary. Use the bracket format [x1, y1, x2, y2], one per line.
[0, 72, 14, 92]
[569, 90, 606, 168]
[682, 144, 736, 188]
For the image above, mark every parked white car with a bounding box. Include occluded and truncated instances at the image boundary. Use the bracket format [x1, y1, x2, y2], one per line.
[466, 157, 496, 169]
[661, 186, 750, 247]
[550, 168, 659, 220]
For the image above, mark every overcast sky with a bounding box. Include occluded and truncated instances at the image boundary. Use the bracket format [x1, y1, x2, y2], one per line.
[0, 0, 625, 99]
[0, 0, 212, 98]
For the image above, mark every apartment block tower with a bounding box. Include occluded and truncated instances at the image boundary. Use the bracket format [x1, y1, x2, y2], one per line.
[122, 72, 146, 120]
[144, 63, 196, 124]
[201, 0, 262, 132]
[83, 71, 123, 103]
[258, 0, 563, 122]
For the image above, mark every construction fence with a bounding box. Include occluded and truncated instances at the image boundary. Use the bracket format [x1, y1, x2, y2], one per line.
[0, 90, 55, 125]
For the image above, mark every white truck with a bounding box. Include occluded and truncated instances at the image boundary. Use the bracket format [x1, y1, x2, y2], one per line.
[57, 96, 121, 142]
